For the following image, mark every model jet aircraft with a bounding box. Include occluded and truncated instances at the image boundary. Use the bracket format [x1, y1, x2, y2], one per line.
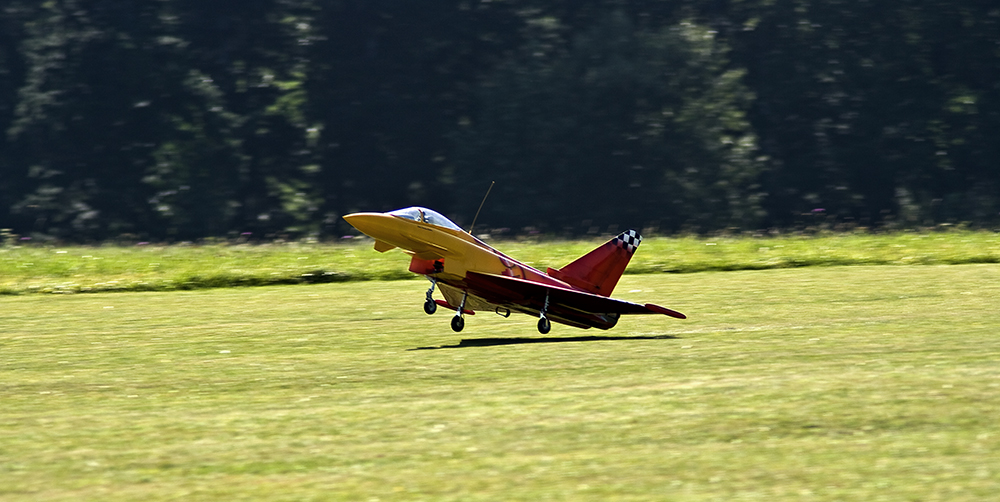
[343, 207, 685, 334]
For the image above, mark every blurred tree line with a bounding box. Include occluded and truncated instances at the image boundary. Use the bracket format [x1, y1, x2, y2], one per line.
[1, 0, 997, 241]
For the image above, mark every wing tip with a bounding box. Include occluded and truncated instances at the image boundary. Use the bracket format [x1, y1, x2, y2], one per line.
[644, 303, 686, 319]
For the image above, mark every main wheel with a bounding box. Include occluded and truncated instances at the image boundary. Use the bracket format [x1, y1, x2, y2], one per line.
[424, 299, 437, 315]
[537, 317, 551, 334]
[451, 316, 465, 332]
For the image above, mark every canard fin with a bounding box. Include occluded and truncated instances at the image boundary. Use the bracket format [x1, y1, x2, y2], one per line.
[373, 240, 397, 253]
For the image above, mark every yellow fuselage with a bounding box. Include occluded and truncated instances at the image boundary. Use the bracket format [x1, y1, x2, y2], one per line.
[342, 212, 563, 288]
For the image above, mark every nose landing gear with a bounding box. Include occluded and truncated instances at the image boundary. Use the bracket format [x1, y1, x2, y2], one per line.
[423, 278, 437, 315]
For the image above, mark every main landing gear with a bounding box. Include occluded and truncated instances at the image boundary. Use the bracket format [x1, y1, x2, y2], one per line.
[422, 278, 467, 332]
[422, 281, 552, 335]
[537, 290, 551, 334]
[537, 317, 551, 335]
[451, 291, 468, 332]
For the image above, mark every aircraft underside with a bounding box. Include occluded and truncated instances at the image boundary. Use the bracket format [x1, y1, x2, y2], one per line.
[431, 280, 620, 334]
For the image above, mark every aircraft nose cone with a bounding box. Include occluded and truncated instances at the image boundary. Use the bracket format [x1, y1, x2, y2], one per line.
[341, 212, 365, 226]
[342, 212, 394, 240]
[343, 212, 376, 229]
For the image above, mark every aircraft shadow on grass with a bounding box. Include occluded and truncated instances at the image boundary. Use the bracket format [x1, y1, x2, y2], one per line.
[409, 334, 680, 351]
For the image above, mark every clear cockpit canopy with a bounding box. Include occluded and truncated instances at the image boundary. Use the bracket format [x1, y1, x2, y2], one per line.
[388, 207, 464, 231]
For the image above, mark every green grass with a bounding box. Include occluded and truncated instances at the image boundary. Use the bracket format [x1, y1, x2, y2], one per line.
[2, 230, 999, 295]
[0, 242, 410, 295]
[3, 265, 999, 500]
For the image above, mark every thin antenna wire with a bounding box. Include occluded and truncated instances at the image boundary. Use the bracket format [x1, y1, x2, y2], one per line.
[469, 180, 495, 234]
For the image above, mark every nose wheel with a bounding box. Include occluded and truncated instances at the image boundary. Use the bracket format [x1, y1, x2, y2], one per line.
[423, 278, 438, 315]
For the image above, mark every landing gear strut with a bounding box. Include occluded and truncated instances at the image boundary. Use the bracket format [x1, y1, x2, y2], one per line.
[451, 291, 469, 332]
[423, 278, 437, 315]
[537, 290, 551, 334]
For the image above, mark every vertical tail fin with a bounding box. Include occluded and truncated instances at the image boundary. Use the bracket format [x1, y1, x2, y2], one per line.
[546, 230, 642, 297]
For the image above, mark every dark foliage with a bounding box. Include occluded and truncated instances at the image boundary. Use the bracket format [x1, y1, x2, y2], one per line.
[1, 1, 997, 241]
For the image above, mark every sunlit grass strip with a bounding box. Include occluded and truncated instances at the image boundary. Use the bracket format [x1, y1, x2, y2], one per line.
[1, 231, 998, 295]
[0, 243, 411, 295]
[627, 231, 1000, 273]
[2, 267, 999, 500]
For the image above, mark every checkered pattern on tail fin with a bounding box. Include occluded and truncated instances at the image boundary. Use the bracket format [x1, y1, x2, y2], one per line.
[546, 229, 643, 296]
[611, 230, 642, 254]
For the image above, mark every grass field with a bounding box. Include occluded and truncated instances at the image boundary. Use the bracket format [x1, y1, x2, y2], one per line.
[2, 230, 999, 295]
[3, 265, 999, 501]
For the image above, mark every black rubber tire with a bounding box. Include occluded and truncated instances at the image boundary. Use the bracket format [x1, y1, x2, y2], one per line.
[451, 315, 465, 332]
[424, 299, 437, 315]
[537, 317, 551, 334]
